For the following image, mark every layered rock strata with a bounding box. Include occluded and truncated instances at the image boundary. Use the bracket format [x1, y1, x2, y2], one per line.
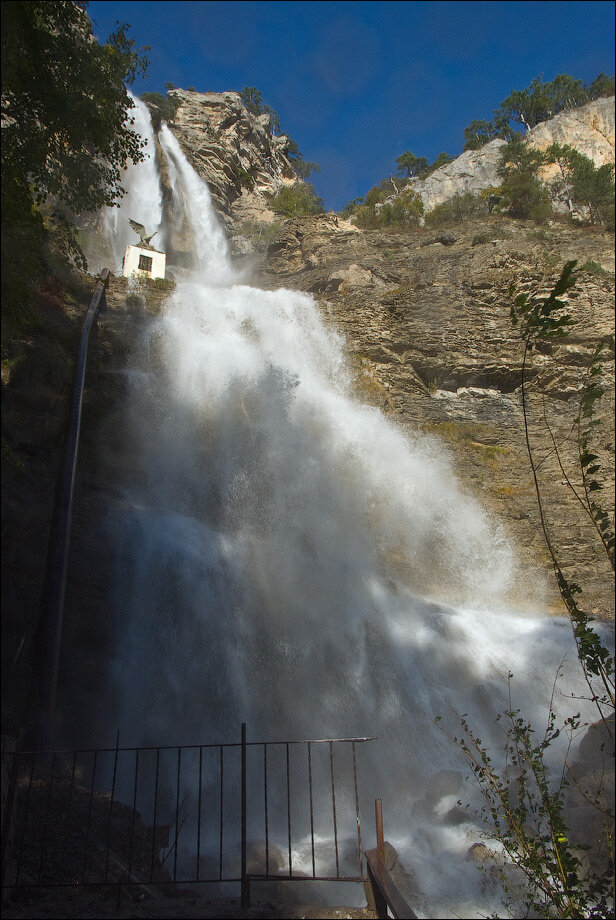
[257, 214, 615, 621]
[158, 89, 297, 233]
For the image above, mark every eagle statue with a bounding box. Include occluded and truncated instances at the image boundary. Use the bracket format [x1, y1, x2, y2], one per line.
[129, 218, 158, 248]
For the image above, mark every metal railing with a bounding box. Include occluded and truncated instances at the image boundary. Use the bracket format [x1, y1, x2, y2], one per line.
[1, 725, 375, 906]
[365, 799, 417, 920]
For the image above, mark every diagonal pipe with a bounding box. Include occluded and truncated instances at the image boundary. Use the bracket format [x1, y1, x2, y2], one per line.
[33, 270, 110, 753]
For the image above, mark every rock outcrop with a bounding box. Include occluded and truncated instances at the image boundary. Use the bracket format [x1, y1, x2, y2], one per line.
[404, 96, 615, 214]
[157, 89, 297, 234]
[410, 139, 507, 212]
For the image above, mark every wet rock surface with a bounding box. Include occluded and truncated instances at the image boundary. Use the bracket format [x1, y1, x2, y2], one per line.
[256, 214, 615, 620]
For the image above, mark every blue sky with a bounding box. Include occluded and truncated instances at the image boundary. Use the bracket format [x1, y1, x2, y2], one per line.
[87, 1, 615, 210]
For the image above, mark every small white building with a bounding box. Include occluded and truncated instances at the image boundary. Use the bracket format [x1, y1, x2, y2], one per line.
[122, 244, 166, 280]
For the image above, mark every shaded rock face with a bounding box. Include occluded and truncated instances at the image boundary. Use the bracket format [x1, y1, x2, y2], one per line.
[406, 97, 615, 213]
[257, 215, 615, 621]
[158, 89, 296, 235]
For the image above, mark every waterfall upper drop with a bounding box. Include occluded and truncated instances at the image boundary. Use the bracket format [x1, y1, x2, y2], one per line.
[92, 93, 164, 274]
[158, 123, 233, 283]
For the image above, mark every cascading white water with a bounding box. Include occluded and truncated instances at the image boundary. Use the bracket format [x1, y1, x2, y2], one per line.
[158, 124, 232, 283]
[101, 108, 606, 917]
[91, 93, 164, 273]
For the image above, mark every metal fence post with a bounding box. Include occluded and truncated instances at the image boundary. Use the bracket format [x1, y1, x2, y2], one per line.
[375, 798, 385, 861]
[368, 799, 388, 919]
[240, 723, 249, 907]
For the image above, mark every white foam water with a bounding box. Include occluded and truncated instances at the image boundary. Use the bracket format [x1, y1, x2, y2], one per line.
[100, 106, 607, 917]
[91, 92, 164, 274]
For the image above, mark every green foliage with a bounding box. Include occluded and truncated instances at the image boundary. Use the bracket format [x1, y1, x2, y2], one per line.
[444, 683, 613, 919]
[240, 85, 263, 115]
[239, 86, 280, 135]
[124, 291, 145, 309]
[240, 86, 317, 175]
[579, 260, 611, 278]
[424, 193, 488, 226]
[396, 150, 429, 178]
[2, 2, 148, 215]
[378, 191, 424, 227]
[232, 219, 282, 252]
[430, 151, 454, 171]
[588, 73, 615, 99]
[234, 166, 255, 190]
[499, 74, 587, 132]
[462, 72, 615, 150]
[546, 144, 615, 228]
[292, 158, 321, 180]
[498, 140, 552, 221]
[509, 261, 615, 672]
[140, 91, 180, 127]
[463, 118, 506, 151]
[509, 259, 577, 345]
[268, 183, 324, 218]
[346, 179, 423, 229]
[1, 0, 149, 306]
[442, 264, 615, 919]
[283, 137, 320, 179]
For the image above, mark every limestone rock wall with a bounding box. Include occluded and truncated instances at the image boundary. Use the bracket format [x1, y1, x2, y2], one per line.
[530, 96, 615, 169]
[409, 139, 507, 212]
[409, 96, 615, 213]
[158, 89, 297, 233]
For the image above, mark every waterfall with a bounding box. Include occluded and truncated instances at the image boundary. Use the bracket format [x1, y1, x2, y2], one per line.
[99, 107, 603, 917]
[87, 93, 164, 274]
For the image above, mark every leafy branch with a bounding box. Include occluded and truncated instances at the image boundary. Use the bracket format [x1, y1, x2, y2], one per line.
[438, 673, 614, 918]
[509, 262, 614, 711]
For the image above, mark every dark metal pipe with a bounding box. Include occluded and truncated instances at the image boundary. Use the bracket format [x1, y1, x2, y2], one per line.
[34, 270, 109, 752]
[240, 723, 249, 906]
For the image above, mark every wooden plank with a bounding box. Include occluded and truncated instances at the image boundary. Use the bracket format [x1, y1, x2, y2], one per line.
[365, 848, 418, 920]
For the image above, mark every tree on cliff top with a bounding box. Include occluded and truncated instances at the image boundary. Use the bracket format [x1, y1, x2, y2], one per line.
[239, 85, 319, 178]
[463, 72, 615, 150]
[1, 0, 149, 304]
[396, 150, 429, 178]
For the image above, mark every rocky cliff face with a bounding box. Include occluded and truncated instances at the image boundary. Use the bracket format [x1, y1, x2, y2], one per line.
[157, 89, 296, 235]
[406, 96, 615, 213]
[257, 214, 615, 621]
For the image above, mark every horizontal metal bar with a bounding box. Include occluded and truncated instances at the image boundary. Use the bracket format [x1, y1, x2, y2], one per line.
[2, 874, 368, 890]
[12, 737, 376, 757]
[247, 875, 366, 883]
[1, 879, 244, 890]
